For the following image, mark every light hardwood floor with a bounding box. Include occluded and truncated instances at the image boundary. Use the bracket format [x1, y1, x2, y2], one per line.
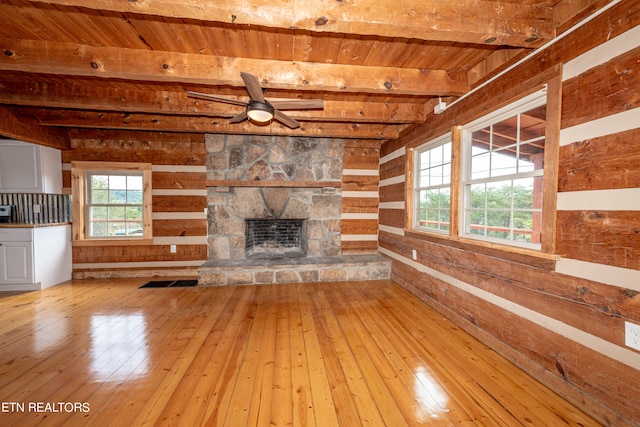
[0, 278, 598, 426]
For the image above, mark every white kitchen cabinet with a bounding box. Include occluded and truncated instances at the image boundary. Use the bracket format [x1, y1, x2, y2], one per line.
[0, 241, 33, 284]
[0, 139, 62, 194]
[0, 225, 72, 291]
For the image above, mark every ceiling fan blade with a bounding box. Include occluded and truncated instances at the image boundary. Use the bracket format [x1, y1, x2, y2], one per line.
[273, 109, 300, 129]
[187, 91, 248, 107]
[229, 111, 248, 123]
[240, 72, 265, 103]
[268, 99, 324, 110]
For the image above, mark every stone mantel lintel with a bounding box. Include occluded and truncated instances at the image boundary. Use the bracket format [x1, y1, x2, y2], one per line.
[205, 180, 342, 188]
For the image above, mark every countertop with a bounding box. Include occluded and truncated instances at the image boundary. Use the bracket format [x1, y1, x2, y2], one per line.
[0, 222, 71, 228]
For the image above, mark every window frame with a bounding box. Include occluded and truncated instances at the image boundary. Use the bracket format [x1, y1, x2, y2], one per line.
[71, 161, 153, 246]
[459, 89, 547, 250]
[406, 74, 561, 256]
[412, 133, 453, 234]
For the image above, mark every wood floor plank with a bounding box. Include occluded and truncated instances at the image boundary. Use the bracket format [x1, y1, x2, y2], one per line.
[0, 279, 601, 427]
[296, 284, 340, 426]
[306, 286, 373, 426]
[312, 285, 410, 426]
[270, 284, 294, 426]
[288, 284, 316, 427]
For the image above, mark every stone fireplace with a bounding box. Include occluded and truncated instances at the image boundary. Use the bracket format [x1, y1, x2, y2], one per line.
[198, 134, 391, 286]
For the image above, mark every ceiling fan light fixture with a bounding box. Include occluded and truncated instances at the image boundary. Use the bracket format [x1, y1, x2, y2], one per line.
[246, 100, 274, 123]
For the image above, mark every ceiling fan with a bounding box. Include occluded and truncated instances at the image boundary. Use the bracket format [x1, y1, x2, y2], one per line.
[187, 72, 324, 129]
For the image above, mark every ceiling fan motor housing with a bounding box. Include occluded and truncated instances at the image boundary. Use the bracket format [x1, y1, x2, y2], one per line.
[247, 100, 274, 122]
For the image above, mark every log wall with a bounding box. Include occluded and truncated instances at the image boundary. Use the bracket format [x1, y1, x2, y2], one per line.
[63, 133, 379, 278]
[341, 139, 381, 254]
[379, 3, 640, 426]
[62, 131, 209, 278]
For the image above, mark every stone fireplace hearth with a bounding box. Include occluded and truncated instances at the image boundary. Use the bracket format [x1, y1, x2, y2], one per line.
[198, 134, 390, 286]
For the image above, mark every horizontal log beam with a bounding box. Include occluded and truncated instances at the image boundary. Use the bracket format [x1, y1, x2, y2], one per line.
[0, 106, 69, 150]
[16, 108, 402, 139]
[0, 81, 427, 124]
[31, 0, 553, 47]
[0, 39, 468, 97]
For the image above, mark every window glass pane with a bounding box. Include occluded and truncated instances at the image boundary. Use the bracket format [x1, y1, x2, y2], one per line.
[418, 172, 428, 188]
[108, 206, 125, 221]
[90, 221, 107, 237]
[109, 189, 126, 204]
[127, 175, 143, 190]
[469, 183, 485, 209]
[486, 181, 512, 210]
[126, 206, 143, 221]
[91, 189, 108, 204]
[513, 178, 534, 209]
[127, 224, 144, 236]
[492, 115, 518, 148]
[521, 105, 546, 140]
[513, 211, 533, 240]
[470, 151, 490, 179]
[109, 175, 127, 190]
[112, 222, 128, 236]
[471, 127, 491, 152]
[491, 149, 518, 177]
[127, 190, 143, 204]
[91, 175, 108, 190]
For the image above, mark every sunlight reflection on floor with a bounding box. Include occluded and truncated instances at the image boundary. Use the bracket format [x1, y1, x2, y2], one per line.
[414, 365, 451, 422]
[90, 313, 148, 382]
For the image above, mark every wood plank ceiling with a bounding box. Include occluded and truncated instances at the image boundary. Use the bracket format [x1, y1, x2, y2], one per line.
[0, 0, 608, 149]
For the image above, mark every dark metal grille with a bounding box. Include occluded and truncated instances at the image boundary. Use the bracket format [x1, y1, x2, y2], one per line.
[245, 219, 307, 258]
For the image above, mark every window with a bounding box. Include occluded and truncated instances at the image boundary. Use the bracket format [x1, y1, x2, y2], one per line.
[86, 172, 144, 237]
[71, 162, 152, 244]
[413, 135, 452, 233]
[460, 90, 547, 249]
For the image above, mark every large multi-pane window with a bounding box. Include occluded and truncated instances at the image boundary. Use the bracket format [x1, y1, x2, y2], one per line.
[71, 161, 152, 242]
[86, 172, 144, 237]
[461, 90, 546, 249]
[414, 135, 452, 233]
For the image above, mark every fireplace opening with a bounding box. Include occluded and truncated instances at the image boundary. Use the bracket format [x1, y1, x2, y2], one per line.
[245, 219, 307, 259]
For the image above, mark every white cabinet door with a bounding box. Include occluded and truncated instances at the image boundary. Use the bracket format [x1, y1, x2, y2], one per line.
[0, 139, 62, 194]
[0, 241, 33, 284]
[0, 143, 42, 192]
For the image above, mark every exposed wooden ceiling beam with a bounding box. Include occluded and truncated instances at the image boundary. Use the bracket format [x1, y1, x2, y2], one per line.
[31, 0, 553, 48]
[0, 39, 468, 96]
[0, 82, 427, 124]
[0, 106, 69, 150]
[15, 108, 403, 139]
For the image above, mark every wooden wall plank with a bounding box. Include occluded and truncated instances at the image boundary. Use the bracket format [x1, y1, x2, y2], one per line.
[153, 195, 207, 212]
[559, 128, 640, 192]
[340, 241, 378, 254]
[152, 219, 207, 237]
[63, 148, 206, 165]
[341, 198, 378, 214]
[72, 244, 207, 263]
[343, 145, 380, 170]
[561, 47, 640, 129]
[341, 219, 378, 235]
[342, 175, 379, 192]
[379, 182, 404, 203]
[152, 172, 207, 189]
[556, 210, 640, 270]
[379, 155, 405, 181]
[379, 209, 405, 229]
